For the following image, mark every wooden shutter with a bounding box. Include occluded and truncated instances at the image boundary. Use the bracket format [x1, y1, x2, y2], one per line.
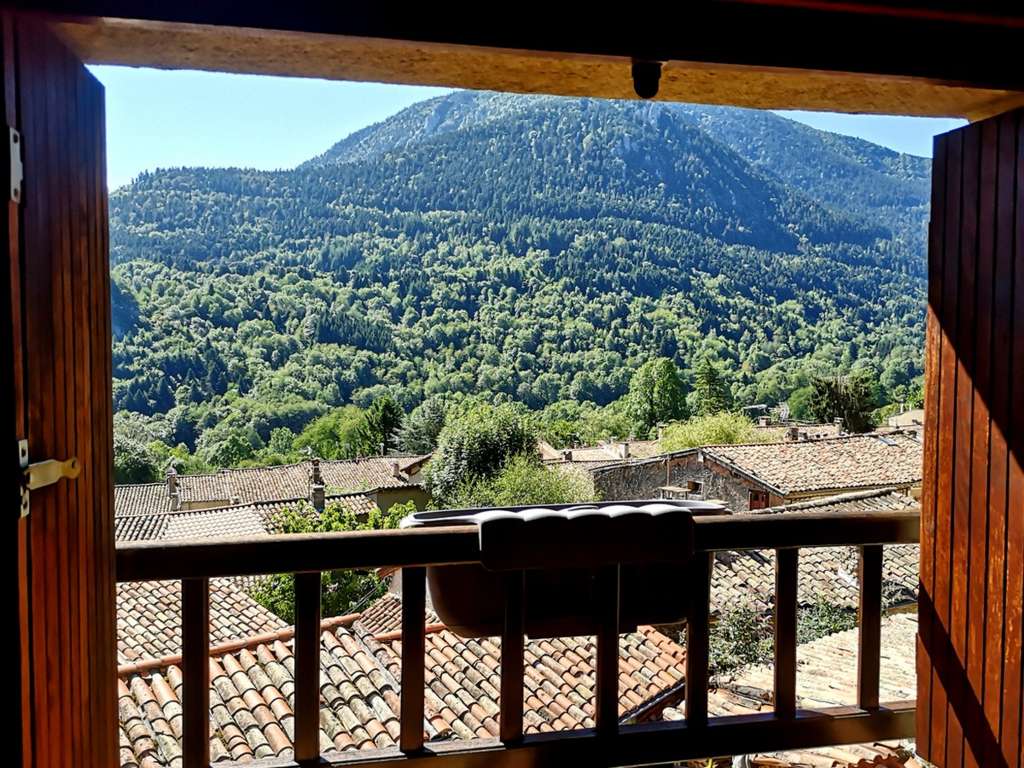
[2, 14, 117, 768]
[918, 109, 1022, 768]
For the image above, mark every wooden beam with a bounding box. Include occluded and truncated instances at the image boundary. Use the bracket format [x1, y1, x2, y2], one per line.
[685, 554, 712, 727]
[116, 525, 480, 582]
[181, 577, 209, 768]
[499, 571, 524, 743]
[594, 565, 621, 735]
[857, 545, 883, 711]
[293, 571, 322, 762]
[209, 702, 916, 768]
[400, 567, 426, 753]
[774, 549, 799, 718]
[32, 8, 1024, 119]
[693, 510, 920, 552]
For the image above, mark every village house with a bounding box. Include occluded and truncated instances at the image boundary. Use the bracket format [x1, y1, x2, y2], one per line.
[582, 432, 922, 510]
[114, 455, 431, 543]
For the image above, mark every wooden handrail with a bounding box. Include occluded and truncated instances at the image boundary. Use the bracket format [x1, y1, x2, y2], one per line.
[121, 509, 921, 768]
[114, 509, 921, 582]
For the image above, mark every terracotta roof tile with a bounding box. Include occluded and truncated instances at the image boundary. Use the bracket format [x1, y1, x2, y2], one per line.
[712, 543, 919, 615]
[115, 493, 378, 543]
[117, 592, 689, 765]
[701, 432, 922, 495]
[115, 457, 427, 518]
[117, 580, 288, 665]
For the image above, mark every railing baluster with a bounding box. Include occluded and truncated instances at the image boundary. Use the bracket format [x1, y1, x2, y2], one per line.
[595, 564, 621, 734]
[181, 577, 210, 768]
[500, 570, 525, 742]
[294, 571, 322, 761]
[685, 553, 712, 727]
[774, 548, 799, 718]
[857, 544, 883, 710]
[400, 566, 426, 752]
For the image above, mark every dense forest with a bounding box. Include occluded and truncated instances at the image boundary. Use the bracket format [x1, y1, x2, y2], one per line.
[109, 92, 929, 474]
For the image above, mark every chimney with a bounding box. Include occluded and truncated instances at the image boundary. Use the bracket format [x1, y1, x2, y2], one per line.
[391, 460, 403, 479]
[166, 466, 180, 511]
[787, 427, 800, 442]
[310, 458, 325, 512]
[656, 423, 666, 441]
[833, 417, 844, 431]
[618, 441, 630, 459]
[757, 416, 770, 427]
[799, 431, 809, 441]
[562, 449, 573, 462]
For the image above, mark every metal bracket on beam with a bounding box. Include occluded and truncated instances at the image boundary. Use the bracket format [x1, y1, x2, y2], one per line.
[9, 127, 23, 204]
[19, 439, 80, 518]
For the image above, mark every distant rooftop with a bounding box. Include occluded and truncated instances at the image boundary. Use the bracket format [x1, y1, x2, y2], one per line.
[697, 431, 923, 496]
[114, 455, 429, 519]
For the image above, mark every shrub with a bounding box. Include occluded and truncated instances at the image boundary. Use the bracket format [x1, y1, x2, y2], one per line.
[251, 500, 412, 622]
[659, 412, 766, 451]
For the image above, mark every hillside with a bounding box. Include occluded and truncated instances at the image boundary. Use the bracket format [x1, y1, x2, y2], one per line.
[109, 91, 928, 456]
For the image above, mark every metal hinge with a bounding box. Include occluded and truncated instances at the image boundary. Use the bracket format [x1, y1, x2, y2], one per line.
[9, 127, 22, 204]
[19, 439, 80, 518]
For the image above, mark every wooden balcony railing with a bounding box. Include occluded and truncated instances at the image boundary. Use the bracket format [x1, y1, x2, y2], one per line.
[116, 509, 920, 768]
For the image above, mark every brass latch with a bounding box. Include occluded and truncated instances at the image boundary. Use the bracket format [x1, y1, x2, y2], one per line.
[19, 439, 80, 518]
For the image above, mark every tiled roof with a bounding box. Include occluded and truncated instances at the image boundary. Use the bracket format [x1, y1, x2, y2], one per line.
[115, 492, 378, 543]
[371, 621, 686, 737]
[710, 492, 920, 615]
[701, 431, 923, 495]
[117, 579, 287, 666]
[747, 488, 920, 515]
[716, 613, 918, 709]
[356, 592, 404, 636]
[115, 504, 269, 543]
[118, 618, 413, 766]
[712, 543, 919, 615]
[115, 484, 172, 517]
[663, 614, 920, 767]
[114, 457, 427, 518]
[117, 594, 689, 766]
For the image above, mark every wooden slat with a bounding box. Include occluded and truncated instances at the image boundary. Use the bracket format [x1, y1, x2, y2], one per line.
[857, 545, 883, 711]
[400, 567, 426, 753]
[917, 123, 948, 762]
[685, 553, 712, 727]
[981, 110, 1015, 768]
[774, 548, 798, 718]
[964, 114, 997, 768]
[499, 571, 524, 743]
[1001, 109, 1023, 768]
[293, 571, 322, 762]
[181, 577, 210, 768]
[594, 565, 620, 735]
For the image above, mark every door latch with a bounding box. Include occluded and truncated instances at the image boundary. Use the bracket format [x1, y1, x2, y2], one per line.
[19, 439, 80, 518]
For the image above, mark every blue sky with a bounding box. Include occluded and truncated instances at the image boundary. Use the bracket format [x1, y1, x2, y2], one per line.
[91, 66, 966, 191]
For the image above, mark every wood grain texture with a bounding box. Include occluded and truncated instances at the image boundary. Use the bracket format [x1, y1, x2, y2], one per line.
[920, 108, 1024, 768]
[10, 14, 116, 768]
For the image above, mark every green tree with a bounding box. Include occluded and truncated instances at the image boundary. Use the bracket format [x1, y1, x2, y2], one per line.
[625, 358, 688, 435]
[294, 406, 368, 459]
[399, 395, 450, 454]
[251, 500, 411, 622]
[356, 395, 404, 454]
[113, 433, 159, 484]
[446, 454, 598, 507]
[660, 412, 766, 451]
[809, 372, 876, 433]
[425, 402, 536, 506]
[691, 355, 733, 416]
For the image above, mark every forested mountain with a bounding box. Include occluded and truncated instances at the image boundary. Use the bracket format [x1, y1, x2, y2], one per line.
[110, 91, 928, 461]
